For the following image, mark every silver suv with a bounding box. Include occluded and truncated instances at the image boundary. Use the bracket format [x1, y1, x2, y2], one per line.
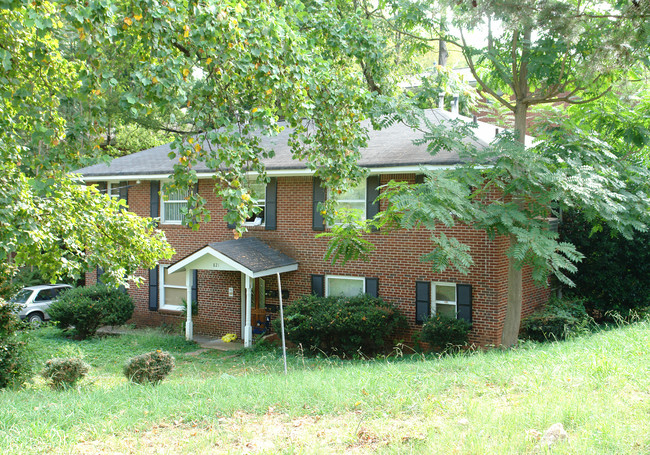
[11, 284, 72, 324]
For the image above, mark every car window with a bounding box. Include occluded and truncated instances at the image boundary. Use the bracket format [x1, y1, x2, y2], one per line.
[33, 290, 52, 302]
[11, 289, 33, 304]
[51, 288, 66, 298]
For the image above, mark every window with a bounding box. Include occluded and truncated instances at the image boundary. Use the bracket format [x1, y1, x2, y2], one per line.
[416, 282, 471, 325]
[313, 176, 379, 231]
[337, 182, 366, 215]
[159, 265, 187, 311]
[432, 282, 457, 318]
[325, 275, 365, 298]
[431, 283, 457, 318]
[107, 183, 120, 199]
[329, 182, 366, 222]
[244, 182, 266, 227]
[161, 186, 191, 224]
[34, 290, 52, 303]
[99, 182, 127, 202]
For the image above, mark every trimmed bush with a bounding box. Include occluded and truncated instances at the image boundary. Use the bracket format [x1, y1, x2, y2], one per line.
[124, 350, 175, 384]
[48, 284, 134, 339]
[520, 296, 591, 342]
[274, 294, 407, 357]
[0, 299, 32, 389]
[41, 357, 89, 390]
[421, 314, 472, 352]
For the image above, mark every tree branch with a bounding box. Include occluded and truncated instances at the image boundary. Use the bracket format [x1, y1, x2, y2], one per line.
[527, 85, 612, 106]
[511, 29, 520, 98]
[172, 41, 191, 58]
[460, 29, 514, 111]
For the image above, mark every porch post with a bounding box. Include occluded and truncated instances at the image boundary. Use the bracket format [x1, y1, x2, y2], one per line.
[277, 272, 288, 375]
[244, 274, 253, 347]
[185, 270, 193, 340]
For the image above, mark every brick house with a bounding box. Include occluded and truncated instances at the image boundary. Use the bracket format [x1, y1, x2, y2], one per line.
[78, 109, 549, 347]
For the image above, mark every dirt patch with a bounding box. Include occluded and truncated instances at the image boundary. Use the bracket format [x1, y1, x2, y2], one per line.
[69, 411, 429, 454]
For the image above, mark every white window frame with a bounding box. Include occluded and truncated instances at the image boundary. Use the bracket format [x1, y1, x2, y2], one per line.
[107, 182, 120, 199]
[160, 184, 192, 225]
[159, 265, 187, 312]
[244, 181, 266, 227]
[328, 180, 367, 224]
[325, 275, 365, 298]
[432, 282, 457, 318]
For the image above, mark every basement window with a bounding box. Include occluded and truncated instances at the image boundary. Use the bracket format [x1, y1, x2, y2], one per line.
[159, 265, 187, 312]
[325, 275, 365, 298]
[432, 282, 457, 318]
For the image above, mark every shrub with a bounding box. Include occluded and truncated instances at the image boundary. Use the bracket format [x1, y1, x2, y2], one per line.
[274, 294, 407, 357]
[560, 210, 650, 318]
[0, 299, 32, 389]
[420, 314, 472, 352]
[48, 284, 134, 339]
[124, 350, 175, 384]
[520, 296, 591, 342]
[41, 357, 89, 390]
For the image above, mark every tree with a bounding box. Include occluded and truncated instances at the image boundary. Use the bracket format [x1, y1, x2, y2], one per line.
[64, 0, 395, 233]
[0, 2, 174, 286]
[326, 0, 650, 345]
[2, 0, 401, 283]
[444, 0, 650, 345]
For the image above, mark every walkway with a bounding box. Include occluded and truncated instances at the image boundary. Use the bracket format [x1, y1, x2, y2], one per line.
[193, 334, 244, 351]
[98, 326, 244, 352]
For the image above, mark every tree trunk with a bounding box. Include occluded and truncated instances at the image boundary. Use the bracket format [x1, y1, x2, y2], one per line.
[502, 237, 523, 346]
[438, 40, 448, 67]
[501, 101, 528, 346]
[438, 12, 448, 67]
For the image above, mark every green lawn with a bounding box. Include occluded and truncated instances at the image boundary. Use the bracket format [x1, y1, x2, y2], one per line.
[1, 322, 649, 454]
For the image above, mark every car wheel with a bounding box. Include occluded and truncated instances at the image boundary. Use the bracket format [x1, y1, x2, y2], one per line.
[27, 313, 44, 327]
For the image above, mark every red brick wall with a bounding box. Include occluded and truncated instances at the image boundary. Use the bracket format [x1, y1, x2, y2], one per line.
[100, 176, 549, 346]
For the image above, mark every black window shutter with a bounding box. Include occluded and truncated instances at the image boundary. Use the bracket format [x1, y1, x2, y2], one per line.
[312, 177, 325, 231]
[415, 174, 425, 185]
[148, 266, 159, 311]
[191, 269, 198, 308]
[265, 177, 277, 230]
[366, 176, 380, 232]
[189, 182, 199, 226]
[415, 281, 431, 325]
[96, 267, 104, 285]
[311, 274, 325, 297]
[150, 181, 160, 218]
[226, 178, 235, 228]
[457, 284, 472, 323]
[118, 181, 128, 205]
[365, 277, 379, 298]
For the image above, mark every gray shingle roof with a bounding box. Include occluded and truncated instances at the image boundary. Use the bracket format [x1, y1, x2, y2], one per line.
[207, 237, 297, 274]
[76, 109, 497, 178]
[168, 237, 298, 277]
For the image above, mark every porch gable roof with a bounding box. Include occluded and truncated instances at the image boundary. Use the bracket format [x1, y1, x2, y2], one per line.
[168, 237, 298, 278]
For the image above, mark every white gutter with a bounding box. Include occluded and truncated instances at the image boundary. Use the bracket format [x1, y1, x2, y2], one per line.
[76, 164, 466, 183]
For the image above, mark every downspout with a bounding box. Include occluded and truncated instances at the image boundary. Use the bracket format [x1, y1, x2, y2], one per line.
[185, 270, 193, 340]
[244, 274, 253, 347]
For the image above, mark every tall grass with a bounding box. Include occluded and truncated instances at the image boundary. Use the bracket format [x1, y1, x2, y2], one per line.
[1, 322, 649, 454]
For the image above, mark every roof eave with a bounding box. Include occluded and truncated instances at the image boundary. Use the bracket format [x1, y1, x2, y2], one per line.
[76, 164, 466, 182]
